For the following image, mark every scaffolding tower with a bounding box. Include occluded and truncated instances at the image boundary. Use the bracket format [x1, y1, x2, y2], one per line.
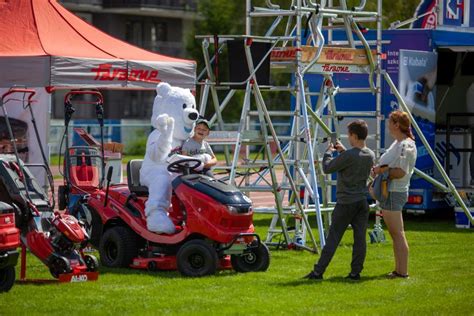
[196, 0, 474, 253]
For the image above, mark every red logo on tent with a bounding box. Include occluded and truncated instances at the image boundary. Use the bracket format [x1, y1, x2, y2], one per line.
[91, 64, 160, 83]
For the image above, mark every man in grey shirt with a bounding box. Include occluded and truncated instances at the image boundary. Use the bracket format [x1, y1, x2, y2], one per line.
[304, 120, 375, 281]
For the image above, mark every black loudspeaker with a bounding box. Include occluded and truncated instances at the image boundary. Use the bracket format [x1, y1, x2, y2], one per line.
[227, 40, 271, 89]
[437, 51, 457, 85]
[461, 52, 474, 76]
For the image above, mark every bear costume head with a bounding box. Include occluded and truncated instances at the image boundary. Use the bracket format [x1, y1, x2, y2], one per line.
[151, 82, 199, 142]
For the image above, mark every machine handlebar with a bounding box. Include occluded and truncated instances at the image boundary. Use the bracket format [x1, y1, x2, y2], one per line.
[64, 90, 104, 105]
[1, 88, 36, 103]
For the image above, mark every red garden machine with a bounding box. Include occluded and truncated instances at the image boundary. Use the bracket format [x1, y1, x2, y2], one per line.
[57, 91, 271, 277]
[0, 201, 20, 292]
[57, 90, 108, 241]
[0, 88, 98, 283]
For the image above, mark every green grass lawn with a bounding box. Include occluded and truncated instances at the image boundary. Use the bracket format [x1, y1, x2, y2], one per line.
[1, 214, 473, 314]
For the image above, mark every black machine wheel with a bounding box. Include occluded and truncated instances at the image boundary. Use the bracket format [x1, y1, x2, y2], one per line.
[231, 241, 271, 273]
[147, 261, 157, 272]
[57, 185, 68, 210]
[176, 240, 218, 277]
[84, 254, 99, 272]
[49, 256, 72, 278]
[99, 226, 138, 268]
[0, 266, 16, 292]
[85, 206, 103, 248]
[71, 201, 102, 247]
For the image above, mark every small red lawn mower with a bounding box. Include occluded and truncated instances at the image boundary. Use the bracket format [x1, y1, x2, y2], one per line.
[0, 88, 98, 283]
[0, 201, 20, 292]
[57, 90, 106, 212]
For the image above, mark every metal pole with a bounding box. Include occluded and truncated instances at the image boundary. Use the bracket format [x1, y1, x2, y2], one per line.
[246, 0, 252, 35]
[376, 0, 382, 159]
[297, 72, 326, 249]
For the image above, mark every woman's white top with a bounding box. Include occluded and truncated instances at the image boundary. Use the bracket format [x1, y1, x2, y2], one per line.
[378, 138, 417, 192]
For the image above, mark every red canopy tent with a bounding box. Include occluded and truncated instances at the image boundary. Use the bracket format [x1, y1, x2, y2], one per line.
[0, 0, 196, 90]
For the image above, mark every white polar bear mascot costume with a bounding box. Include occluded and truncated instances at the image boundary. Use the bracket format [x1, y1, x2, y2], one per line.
[140, 82, 199, 234]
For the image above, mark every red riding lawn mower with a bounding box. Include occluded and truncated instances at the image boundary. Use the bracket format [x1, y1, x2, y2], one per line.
[0, 201, 20, 292]
[59, 92, 270, 277]
[0, 88, 98, 283]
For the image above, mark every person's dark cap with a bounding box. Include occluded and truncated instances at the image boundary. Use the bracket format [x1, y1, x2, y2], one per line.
[195, 118, 211, 129]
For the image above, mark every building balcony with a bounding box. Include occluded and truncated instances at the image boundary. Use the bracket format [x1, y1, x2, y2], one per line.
[102, 0, 197, 11]
[144, 41, 186, 58]
[60, 0, 103, 6]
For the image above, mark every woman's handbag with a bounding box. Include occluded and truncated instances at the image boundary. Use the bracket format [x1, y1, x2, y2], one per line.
[369, 170, 390, 203]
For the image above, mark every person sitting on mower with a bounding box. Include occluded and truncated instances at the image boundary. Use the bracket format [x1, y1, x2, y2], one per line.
[182, 118, 217, 177]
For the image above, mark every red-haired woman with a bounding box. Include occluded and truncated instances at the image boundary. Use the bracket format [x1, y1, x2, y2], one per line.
[373, 110, 417, 278]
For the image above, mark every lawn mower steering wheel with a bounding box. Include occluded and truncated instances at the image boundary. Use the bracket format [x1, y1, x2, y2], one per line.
[167, 158, 202, 174]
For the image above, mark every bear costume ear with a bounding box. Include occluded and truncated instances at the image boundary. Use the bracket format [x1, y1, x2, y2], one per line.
[156, 82, 171, 95]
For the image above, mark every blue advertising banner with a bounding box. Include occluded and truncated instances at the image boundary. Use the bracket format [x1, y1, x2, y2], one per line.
[381, 31, 432, 125]
[379, 32, 437, 192]
[397, 50, 438, 190]
[398, 50, 437, 123]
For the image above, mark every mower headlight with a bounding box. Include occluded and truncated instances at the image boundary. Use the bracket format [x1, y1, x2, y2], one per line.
[226, 205, 252, 214]
[227, 206, 239, 214]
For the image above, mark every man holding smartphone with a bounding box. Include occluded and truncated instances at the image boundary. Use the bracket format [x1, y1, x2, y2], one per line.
[304, 120, 375, 281]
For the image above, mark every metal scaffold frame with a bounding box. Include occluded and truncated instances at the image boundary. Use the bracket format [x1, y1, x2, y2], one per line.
[195, 0, 474, 254]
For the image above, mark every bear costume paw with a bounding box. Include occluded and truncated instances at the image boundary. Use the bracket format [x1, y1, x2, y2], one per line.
[155, 114, 175, 137]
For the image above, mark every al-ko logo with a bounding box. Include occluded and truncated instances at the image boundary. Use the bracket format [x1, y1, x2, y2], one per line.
[91, 64, 161, 83]
[70, 274, 88, 282]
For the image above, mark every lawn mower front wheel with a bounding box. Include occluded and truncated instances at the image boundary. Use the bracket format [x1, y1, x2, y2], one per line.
[0, 266, 15, 292]
[231, 241, 270, 273]
[176, 239, 218, 277]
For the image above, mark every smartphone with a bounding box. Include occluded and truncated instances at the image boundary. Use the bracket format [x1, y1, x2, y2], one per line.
[330, 132, 338, 145]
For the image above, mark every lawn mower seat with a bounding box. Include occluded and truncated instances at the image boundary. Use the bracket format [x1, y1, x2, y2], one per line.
[126, 159, 148, 196]
[69, 150, 99, 189]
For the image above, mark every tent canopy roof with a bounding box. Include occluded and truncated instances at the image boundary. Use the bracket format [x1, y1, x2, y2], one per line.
[0, 0, 196, 89]
[0, 0, 191, 62]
